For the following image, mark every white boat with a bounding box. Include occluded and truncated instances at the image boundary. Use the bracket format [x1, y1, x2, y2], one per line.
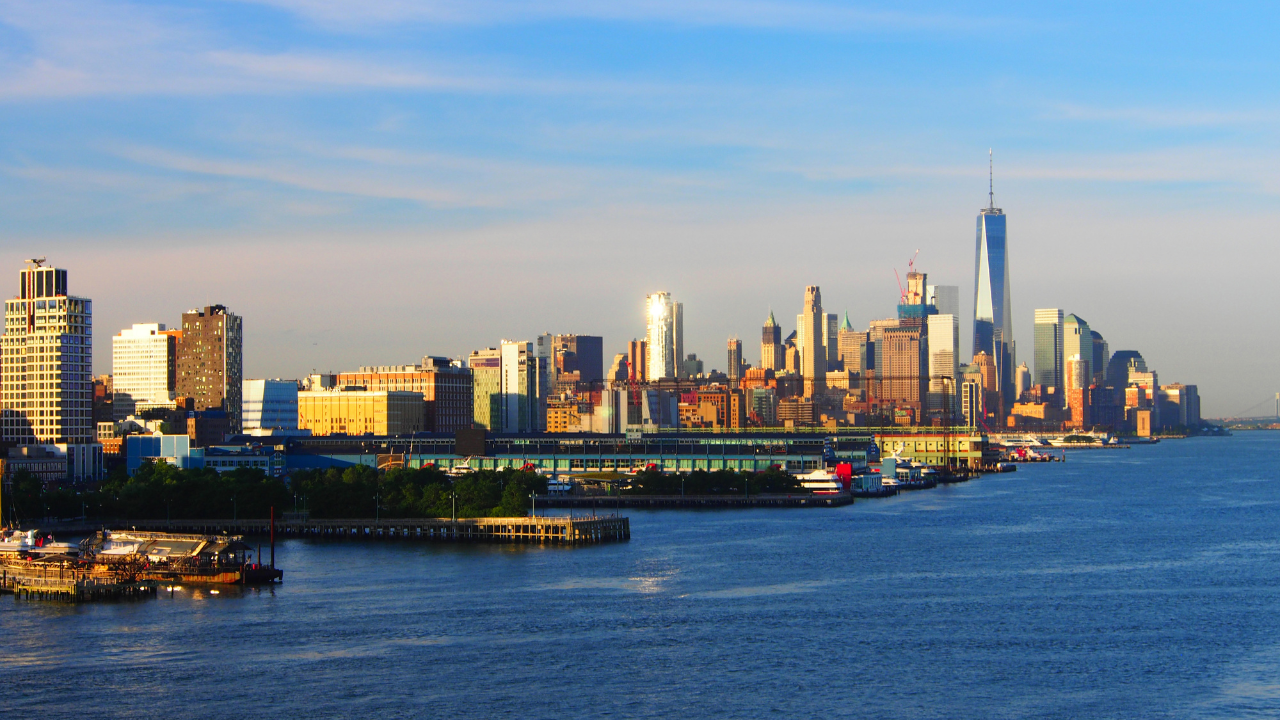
[797, 468, 843, 493]
[0, 529, 80, 557]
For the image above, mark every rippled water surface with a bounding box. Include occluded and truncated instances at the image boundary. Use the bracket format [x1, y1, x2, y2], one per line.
[5, 434, 1280, 718]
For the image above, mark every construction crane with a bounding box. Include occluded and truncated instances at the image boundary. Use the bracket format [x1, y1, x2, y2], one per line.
[25, 257, 45, 268]
[894, 249, 922, 304]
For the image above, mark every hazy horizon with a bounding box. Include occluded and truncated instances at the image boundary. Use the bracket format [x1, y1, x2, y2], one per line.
[2, 1, 1276, 417]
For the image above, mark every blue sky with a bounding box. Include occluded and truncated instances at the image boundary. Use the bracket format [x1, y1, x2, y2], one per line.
[2, 1, 1277, 416]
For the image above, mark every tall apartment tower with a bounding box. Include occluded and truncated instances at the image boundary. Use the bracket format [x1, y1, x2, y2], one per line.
[760, 311, 782, 371]
[1, 261, 101, 480]
[627, 339, 648, 382]
[645, 292, 677, 381]
[799, 286, 826, 398]
[674, 302, 684, 378]
[176, 305, 244, 431]
[468, 347, 502, 428]
[1033, 309, 1064, 393]
[499, 340, 545, 433]
[727, 338, 743, 383]
[112, 323, 178, 420]
[973, 154, 1013, 408]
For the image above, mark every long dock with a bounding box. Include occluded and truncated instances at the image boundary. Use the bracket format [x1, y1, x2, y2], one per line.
[535, 493, 853, 509]
[46, 516, 630, 545]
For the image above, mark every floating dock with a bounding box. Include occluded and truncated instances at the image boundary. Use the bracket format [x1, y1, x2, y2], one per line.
[74, 516, 629, 545]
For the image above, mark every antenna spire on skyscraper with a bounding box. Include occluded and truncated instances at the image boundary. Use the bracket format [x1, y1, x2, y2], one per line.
[988, 148, 994, 211]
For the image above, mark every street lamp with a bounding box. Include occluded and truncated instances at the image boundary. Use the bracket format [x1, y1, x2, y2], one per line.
[530, 491, 536, 519]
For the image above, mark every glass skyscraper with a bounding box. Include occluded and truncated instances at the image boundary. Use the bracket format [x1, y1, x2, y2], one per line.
[973, 198, 1012, 407]
[1033, 308, 1064, 391]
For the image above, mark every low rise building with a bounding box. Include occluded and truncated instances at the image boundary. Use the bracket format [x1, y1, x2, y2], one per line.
[297, 389, 426, 436]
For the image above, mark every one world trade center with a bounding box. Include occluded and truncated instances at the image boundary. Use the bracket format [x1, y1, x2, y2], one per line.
[973, 152, 1013, 416]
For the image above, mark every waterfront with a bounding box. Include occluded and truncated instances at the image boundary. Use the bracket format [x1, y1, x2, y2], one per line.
[5, 433, 1280, 718]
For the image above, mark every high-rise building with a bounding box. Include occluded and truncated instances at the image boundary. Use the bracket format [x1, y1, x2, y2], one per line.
[176, 305, 244, 432]
[927, 285, 960, 318]
[111, 323, 178, 420]
[500, 340, 545, 433]
[926, 313, 959, 415]
[1, 261, 101, 480]
[783, 331, 800, 374]
[761, 311, 782, 371]
[727, 338, 743, 383]
[627, 339, 648, 383]
[1090, 330, 1109, 386]
[544, 334, 604, 384]
[824, 313, 839, 371]
[1106, 350, 1146, 389]
[674, 302, 684, 378]
[646, 292, 677, 381]
[837, 314, 864, 374]
[682, 353, 704, 378]
[799, 286, 826, 398]
[882, 325, 926, 411]
[241, 379, 299, 433]
[971, 350, 1000, 421]
[606, 353, 628, 386]
[1065, 354, 1091, 428]
[1033, 309, 1064, 393]
[960, 380, 983, 427]
[468, 347, 502, 429]
[1015, 362, 1031, 401]
[1063, 314, 1092, 398]
[973, 163, 1012, 409]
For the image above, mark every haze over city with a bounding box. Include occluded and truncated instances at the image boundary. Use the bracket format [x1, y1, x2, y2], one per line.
[2, 1, 1276, 416]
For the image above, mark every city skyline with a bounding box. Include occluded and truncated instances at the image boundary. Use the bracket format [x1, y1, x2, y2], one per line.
[3, 2, 1277, 417]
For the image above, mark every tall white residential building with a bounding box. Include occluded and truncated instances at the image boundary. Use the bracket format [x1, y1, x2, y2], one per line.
[926, 313, 959, 414]
[1, 261, 101, 480]
[646, 292, 677, 381]
[112, 323, 177, 420]
[500, 340, 546, 433]
[242, 379, 299, 433]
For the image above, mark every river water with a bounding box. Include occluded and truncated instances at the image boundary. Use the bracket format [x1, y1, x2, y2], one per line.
[4, 433, 1280, 718]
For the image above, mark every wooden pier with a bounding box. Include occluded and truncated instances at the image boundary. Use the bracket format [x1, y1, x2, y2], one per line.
[61, 516, 630, 545]
[1, 561, 157, 602]
[536, 493, 853, 509]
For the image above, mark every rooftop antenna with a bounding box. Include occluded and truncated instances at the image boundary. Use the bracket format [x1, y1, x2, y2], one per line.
[988, 148, 995, 211]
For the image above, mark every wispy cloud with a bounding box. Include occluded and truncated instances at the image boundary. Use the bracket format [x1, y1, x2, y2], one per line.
[0, 0, 694, 98]
[1050, 103, 1280, 129]
[112, 145, 491, 206]
[228, 0, 1009, 33]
